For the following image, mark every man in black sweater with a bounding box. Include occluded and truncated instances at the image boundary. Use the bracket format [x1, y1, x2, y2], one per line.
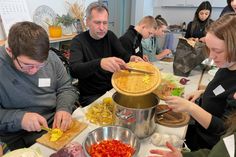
[119, 16, 157, 61]
[69, 2, 143, 106]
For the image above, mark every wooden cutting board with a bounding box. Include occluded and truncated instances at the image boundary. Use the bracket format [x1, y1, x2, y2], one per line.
[112, 62, 161, 96]
[36, 119, 87, 150]
[156, 105, 190, 127]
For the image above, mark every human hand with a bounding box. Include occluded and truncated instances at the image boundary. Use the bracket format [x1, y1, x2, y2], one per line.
[100, 57, 126, 72]
[189, 37, 199, 42]
[130, 55, 144, 62]
[186, 90, 204, 102]
[53, 111, 72, 131]
[165, 96, 195, 113]
[162, 49, 172, 56]
[21, 112, 48, 132]
[148, 142, 182, 157]
[199, 37, 206, 42]
[143, 55, 149, 62]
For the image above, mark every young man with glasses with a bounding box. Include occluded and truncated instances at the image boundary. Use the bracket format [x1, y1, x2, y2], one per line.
[69, 2, 143, 107]
[0, 21, 78, 150]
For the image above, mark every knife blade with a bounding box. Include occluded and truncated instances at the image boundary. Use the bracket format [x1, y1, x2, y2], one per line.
[41, 126, 52, 132]
[126, 67, 154, 74]
[156, 108, 171, 116]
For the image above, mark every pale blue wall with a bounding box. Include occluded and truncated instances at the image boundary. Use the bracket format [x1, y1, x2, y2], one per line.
[131, 0, 154, 25]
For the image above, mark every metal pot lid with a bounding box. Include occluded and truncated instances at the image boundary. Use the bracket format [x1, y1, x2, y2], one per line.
[112, 62, 161, 96]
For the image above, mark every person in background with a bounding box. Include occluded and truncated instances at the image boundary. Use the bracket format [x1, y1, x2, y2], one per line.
[162, 13, 236, 151]
[148, 93, 236, 157]
[0, 21, 78, 150]
[142, 15, 172, 62]
[119, 16, 157, 61]
[185, 1, 213, 42]
[220, 0, 236, 17]
[69, 2, 143, 107]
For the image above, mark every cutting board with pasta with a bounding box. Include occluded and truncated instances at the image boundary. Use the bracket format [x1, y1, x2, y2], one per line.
[36, 119, 87, 150]
[156, 105, 190, 127]
[112, 62, 161, 96]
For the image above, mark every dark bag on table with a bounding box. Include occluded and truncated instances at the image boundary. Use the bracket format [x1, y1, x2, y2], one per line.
[173, 38, 207, 77]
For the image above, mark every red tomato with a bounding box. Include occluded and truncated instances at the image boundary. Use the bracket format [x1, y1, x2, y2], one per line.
[89, 140, 135, 157]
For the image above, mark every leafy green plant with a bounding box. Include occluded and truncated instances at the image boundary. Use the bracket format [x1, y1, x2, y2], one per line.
[44, 14, 76, 26]
[57, 13, 76, 26]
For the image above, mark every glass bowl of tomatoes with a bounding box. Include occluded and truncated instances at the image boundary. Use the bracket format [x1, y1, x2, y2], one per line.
[83, 126, 140, 157]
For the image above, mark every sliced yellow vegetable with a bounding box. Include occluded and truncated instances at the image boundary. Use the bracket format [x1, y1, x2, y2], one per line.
[85, 97, 115, 126]
[142, 74, 150, 84]
[50, 128, 63, 142]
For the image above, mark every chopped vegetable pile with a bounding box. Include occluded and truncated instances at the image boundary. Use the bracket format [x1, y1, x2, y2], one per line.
[89, 139, 135, 157]
[85, 97, 115, 126]
[142, 74, 150, 84]
[154, 73, 184, 99]
[50, 128, 63, 142]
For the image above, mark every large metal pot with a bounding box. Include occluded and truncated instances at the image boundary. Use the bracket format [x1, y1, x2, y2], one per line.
[113, 92, 159, 139]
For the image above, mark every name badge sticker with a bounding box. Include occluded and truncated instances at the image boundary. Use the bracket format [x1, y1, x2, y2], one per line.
[213, 85, 225, 96]
[135, 47, 140, 53]
[38, 78, 51, 87]
[223, 134, 235, 157]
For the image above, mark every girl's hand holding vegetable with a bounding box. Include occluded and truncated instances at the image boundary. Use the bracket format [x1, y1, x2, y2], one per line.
[165, 96, 195, 114]
[148, 142, 182, 157]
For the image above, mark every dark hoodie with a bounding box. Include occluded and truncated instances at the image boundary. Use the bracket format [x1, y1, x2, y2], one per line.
[119, 25, 143, 58]
[185, 19, 213, 39]
[220, 5, 235, 17]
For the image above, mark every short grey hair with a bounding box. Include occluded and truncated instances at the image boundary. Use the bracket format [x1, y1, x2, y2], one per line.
[86, 2, 109, 19]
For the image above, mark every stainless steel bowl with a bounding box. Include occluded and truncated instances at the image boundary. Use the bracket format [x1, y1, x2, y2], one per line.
[83, 126, 140, 157]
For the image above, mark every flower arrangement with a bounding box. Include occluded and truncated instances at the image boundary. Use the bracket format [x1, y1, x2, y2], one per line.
[44, 15, 61, 26]
[44, 16, 63, 38]
[57, 13, 76, 27]
[44, 14, 75, 27]
[66, 0, 86, 31]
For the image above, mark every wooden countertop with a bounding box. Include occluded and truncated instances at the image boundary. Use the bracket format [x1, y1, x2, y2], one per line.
[0, 33, 77, 46]
[49, 33, 77, 43]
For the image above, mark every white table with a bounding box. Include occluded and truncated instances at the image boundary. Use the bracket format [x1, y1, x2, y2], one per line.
[153, 61, 203, 96]
[31, 90, 178, 157]
[31, 61, 204, 157]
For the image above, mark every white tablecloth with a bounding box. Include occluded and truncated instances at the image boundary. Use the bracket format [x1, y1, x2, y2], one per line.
[30, 61, 204, 157]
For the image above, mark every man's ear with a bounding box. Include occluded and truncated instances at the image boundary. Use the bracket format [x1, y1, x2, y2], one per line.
[86, 18, 90, 28]
[5, 47, 13, 57]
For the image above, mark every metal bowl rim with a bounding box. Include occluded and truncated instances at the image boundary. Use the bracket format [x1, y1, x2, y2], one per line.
[82, 125, 141, 156]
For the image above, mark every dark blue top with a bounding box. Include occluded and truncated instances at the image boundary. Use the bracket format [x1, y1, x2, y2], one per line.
[220, 5, 234, 17]
[119, 25, 143, 58]
[185, 19, 213, 39]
